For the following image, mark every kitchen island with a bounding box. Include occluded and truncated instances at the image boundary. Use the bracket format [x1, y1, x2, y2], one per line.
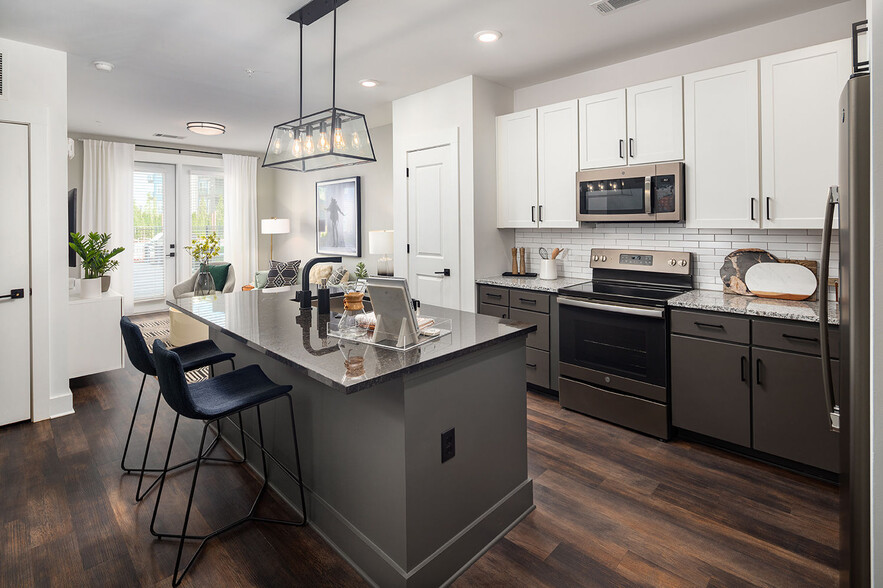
[169, 289, 536, 587]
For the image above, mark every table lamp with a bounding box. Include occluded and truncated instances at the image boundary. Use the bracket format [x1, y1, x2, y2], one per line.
[368, 230, 394, 276]
[261, 218, 290, 262]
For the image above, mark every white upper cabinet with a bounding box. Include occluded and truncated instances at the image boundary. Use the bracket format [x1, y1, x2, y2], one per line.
[684, 60, 761, 229]
[537, 100, 579, 228]
[578, 90, 627, 170]
[760, 39, 851, 229]
[626, 76, 684, 165]
[496, 109, 538, 229]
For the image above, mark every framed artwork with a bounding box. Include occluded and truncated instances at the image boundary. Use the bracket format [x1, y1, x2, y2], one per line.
[316, 176, 361, 257]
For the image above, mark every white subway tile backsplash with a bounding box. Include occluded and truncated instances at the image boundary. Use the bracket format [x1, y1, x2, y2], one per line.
[514, 224, 840, 291]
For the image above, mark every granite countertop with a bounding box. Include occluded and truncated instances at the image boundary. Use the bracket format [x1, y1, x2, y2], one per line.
[169, 288, 536, 393]
[476, 276, 587, 293]
[668, 290, 840, 325]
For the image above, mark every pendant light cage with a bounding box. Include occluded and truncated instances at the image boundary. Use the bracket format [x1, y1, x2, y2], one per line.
[264, 0, 376, 171]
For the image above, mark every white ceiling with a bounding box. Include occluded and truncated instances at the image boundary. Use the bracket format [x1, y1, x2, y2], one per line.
[0, 0, 850, 153]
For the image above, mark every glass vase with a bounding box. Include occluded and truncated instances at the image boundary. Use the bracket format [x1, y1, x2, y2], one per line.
[194, 264, 216, 296]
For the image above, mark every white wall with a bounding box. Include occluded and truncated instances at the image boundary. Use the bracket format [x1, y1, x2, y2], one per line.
[267, 123, 394, 277]
[392, 76, 514, 312]
[0, 37, 71, 421]
[514, 0, 867, 111]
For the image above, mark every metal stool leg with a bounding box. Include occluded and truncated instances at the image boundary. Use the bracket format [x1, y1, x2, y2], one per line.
[171, 420, 212, 587]
[150, 413, 180, 538]
[286, 394, 307, 524]
[120, 373, 147, 472]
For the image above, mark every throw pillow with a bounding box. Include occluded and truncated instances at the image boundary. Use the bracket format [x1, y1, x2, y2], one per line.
[308, 263, 334, 285]
[328, 266, 348, 285]
[203, 263, 230, 291]
[267, 259, 301, 288]
[254, 270, 269, 289]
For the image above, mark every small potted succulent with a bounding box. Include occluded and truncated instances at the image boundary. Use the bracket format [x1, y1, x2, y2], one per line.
[185, 232, 222, 296]
[69, 231, 125, 299]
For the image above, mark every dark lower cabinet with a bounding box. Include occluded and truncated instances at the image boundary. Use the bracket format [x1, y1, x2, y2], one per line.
[753, 348, 841, 473]
[671, 335, 751, 447]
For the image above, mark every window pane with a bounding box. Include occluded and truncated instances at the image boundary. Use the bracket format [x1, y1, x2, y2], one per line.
[133, 170, 165, 301]
[189, 171, 224, 273]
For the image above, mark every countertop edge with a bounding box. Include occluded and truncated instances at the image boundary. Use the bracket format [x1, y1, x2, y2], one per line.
[167, 299, 536, 393]
[475, 276, 586, 293]
[667, 291, 840, 326]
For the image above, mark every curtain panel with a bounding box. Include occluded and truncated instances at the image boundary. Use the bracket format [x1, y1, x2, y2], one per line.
[222, 154, 258, 284]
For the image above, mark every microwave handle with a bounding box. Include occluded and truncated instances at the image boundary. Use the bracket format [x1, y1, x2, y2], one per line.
[644, 176, 652, 214]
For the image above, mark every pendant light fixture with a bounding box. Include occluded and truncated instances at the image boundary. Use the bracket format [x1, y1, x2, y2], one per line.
[263, 0, 376, 172]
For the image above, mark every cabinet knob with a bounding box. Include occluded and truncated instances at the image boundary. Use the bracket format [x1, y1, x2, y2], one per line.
[668, 259, 677, 266]
[592, 255, 600, 262]
[601, 255, 607, 262]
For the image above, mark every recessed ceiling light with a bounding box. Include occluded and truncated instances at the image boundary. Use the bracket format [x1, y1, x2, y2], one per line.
[93, 61, 114, 72]
[186, 121, 226, 136]
[474, 30, 502, 43]
[359, 79, 379, 88]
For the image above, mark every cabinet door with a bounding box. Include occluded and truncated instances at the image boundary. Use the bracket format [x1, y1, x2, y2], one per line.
[684, 61, 761, 229]
[578, 89, 627, 170]
[496, 109, 538, 228]
[753, 348, 840, 472]
[671, 335, 751, 447]
[760, 39, 851, 229]
[537, 100, 579, 228]
[626, 76, 684, 165]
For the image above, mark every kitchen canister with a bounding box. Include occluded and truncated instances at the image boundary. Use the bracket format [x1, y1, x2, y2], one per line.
[539, 259, 558, 280]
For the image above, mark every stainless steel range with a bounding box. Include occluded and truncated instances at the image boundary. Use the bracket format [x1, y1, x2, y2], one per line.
[557, 248, 693, 440]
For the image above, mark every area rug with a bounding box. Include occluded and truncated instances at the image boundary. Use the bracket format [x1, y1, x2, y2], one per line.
[130, 313, 209, 383]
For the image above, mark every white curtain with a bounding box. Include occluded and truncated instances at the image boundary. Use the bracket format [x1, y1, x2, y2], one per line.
[82, 139, 135, 313]
[223, 154, 258, 284]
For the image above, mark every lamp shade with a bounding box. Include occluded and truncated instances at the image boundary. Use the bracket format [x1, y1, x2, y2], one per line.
[261, 218, 291, 235]
[368, 230, 394, 255]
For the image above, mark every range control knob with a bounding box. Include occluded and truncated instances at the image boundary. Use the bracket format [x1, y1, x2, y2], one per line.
[592, 255, 600, 262]
[601, 255, 607, 262]
[680, 259, 688, 267]
[668, 259, 677, 267]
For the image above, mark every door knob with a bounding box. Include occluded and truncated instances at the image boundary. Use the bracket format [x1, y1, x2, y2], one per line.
[434, 269, 451, 277]
[0, 288, 24, 300]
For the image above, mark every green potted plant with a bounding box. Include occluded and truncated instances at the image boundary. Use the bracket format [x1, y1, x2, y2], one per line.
[69, 232, 125, 299]
[185, 232, 222, 296]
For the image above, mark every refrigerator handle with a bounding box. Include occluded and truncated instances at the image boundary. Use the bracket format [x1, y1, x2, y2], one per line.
[819, 186, 840, 432]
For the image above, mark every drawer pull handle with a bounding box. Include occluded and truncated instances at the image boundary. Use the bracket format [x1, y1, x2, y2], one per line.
[526, 363, 537, 369]
[694, 322, 725, 330]
[519, 298, 537, 304]
[782, 333, 819, 343]
[741, 356, 748, 383]
[486, 293, 502, 298]
[756, 358, 763, 386]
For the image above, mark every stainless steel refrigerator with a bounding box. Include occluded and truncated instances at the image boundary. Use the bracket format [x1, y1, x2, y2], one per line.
[819, 71, 870, 587]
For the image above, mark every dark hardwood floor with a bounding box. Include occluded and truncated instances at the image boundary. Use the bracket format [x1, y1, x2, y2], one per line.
[1, 358, 838, 587]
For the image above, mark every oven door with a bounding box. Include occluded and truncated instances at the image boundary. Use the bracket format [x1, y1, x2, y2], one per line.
[558, 297, 668, 397]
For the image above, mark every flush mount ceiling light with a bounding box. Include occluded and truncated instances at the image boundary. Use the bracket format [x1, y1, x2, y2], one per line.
[359, 79, 379, 88]
[474, 30, 502, 43]
[93, 61, 114, 72]
[186, 121, 226, 136]
[263, 0, 376, 172]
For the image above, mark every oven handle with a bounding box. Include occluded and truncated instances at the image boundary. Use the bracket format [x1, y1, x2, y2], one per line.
[558, 296, 664, 318]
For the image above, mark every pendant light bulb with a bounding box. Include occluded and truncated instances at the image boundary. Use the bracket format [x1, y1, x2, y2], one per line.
[292, 134, 302, 157]
[272, 137, 282, 155]
[304, 131, 315, 155]
[351, 131, 361, 152]
[318, 122, 330, 153]
[333, 127, 346, 151]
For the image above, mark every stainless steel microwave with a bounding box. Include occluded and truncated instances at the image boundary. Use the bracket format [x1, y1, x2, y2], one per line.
[576, 162, 684, 223]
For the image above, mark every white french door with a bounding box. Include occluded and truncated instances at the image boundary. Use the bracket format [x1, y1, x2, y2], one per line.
[133, 163, 177, 308]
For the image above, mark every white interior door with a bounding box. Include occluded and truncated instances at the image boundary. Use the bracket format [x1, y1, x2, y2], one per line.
[578, 89, 627, 169]
[0, 121, 32, 426]
[407, 143, 460, 309]
[133, 163, 177, 308]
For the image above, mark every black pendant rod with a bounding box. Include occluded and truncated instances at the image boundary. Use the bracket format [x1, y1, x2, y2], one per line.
[299, 21, 303, 125]
[331, 0, 337, 112]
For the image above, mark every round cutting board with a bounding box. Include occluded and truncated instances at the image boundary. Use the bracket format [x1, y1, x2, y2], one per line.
[744, 262, 818, 301]
[719, 249, 779, 295]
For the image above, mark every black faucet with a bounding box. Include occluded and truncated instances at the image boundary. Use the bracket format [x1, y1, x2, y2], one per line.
[298, 256, 342, 309]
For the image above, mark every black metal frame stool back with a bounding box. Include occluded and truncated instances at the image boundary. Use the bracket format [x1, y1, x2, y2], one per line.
[119, 316, 245, 502]
[150, 339, 307, 587]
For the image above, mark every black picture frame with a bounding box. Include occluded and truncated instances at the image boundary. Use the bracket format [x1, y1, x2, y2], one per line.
[316, 176, 361, 257]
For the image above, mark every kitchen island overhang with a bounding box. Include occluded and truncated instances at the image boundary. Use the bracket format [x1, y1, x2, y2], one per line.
[169, 290, 536, 587]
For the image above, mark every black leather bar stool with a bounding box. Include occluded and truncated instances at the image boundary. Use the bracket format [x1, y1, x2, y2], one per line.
[119, 316, 245, 501]
[150, 339, 306, 586]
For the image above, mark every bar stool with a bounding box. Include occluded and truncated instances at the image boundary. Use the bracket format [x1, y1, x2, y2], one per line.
[119, 316, 245, 501]
[150, 339, 307, 587]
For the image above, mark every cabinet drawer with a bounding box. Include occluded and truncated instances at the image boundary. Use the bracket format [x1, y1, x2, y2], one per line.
[525, 348, 550, 388]
[479, 302, 508, 320]
[479, 285, 509, 306]
[670, 309, 750, 344]
[752, 320, 840, 359]
[560, 377, 670, 440]
[509, 308, 550, 351]
[510, 291, 550, 313]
